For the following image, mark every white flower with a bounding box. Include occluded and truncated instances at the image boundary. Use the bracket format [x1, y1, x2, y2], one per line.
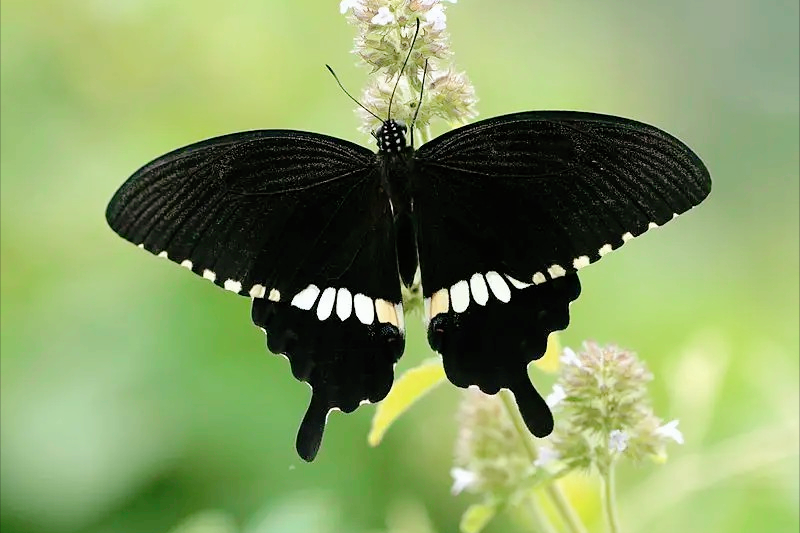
[371, 6, 395, 25]
[609, 429, 629, 453]
[546, 384, 567, 407]
[339, 0, 361, 14]
[424, 4, 447, 31]
[533, 446, 560, 468]
[655, 419, 684, 445]
[561, 347, 583, 367]
[450, 467, 477, 495]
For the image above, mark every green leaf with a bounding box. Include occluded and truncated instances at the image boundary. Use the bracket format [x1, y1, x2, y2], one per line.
[533, 333, 562, 373]
[368, 358, 446, 446]
[459, 503, 497, 533]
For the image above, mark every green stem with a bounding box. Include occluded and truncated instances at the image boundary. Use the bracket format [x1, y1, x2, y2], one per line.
[499, 390, 538, 459]
[600, 463, 621, 533]
[499, 390, 588, 533]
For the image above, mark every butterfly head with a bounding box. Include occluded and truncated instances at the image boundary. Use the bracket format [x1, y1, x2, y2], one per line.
[375, 120, 408, 153]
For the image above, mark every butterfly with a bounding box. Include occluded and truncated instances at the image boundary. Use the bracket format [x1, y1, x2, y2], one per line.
[106, 94, 711, 461]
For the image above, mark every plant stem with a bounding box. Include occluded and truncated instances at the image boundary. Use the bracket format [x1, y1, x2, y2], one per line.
[600, 463, 621, 533]
[500, 390, 538, 459]
[499, 390, 588, 533]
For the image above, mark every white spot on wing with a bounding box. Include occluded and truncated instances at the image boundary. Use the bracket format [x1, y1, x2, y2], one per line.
[375, 299, 399, 326]
[249, 284, 266, 298]
[547, 264, 566, 278]
[202, 269, 217, 282]
[291, 284, 320, 310]
[506, 275, 531, 289]
[316, 287, 336, 320]
[648, 222, 659, 230]
[485, 271, 511, 302]
[268, 288, 280, 302]
[469, 273, 489, 306]
[157, 251, 168, 259]
[180, 259, 193, 269]
[336, 288, 352, 321]
[573, 256, 590, 270]
[429, 289, 449, 319]
[450, 280, 470, 313]
[137, 243, 145, 249]
[395, 303, 405, 331]
[599, 244, 613, 256]
[224, 279, 242, 293]
[532, 272, 547, 285]
[622, 232, 634, 242]
[354, 293, 375, 324]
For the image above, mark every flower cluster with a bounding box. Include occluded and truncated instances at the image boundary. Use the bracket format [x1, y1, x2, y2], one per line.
[451, 388, 532, 496]
[450, 342, 684, 501]
[339, 0, 477, 139]
[545, 342, 684, 473]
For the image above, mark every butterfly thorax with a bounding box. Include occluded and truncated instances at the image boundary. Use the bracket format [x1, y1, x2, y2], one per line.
[375, 119, 408, 153]
[376, 120, 415, 214]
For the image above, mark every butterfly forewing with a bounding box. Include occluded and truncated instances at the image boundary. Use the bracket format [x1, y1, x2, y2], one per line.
[107, 130, 379, 294]
[414, 111, 711, 287]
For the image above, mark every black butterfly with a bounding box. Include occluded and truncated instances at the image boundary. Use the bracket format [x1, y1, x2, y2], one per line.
[106, 107, 711, 461]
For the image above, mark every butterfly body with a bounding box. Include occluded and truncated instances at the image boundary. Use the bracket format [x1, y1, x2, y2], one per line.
[106, 110, 710, 461]
[375, 120, 420, 286]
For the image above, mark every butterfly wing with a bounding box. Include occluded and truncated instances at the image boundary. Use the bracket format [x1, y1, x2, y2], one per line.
[107, 130, 405, 460]
[413, 111, 711, 435]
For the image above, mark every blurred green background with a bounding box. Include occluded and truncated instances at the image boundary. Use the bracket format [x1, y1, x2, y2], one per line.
[1, 0, 797, 532]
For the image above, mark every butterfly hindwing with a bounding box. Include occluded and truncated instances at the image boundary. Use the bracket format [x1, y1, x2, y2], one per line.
[413, 111, 711, 434]
[427, 274, 581, 436]
[107, 130, 405, 460]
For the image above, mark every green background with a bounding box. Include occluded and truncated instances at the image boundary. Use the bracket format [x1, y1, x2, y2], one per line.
[1, 1, 797, 532]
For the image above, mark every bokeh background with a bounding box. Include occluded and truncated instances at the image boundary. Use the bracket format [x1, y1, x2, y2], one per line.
[2, 0, 798, 532]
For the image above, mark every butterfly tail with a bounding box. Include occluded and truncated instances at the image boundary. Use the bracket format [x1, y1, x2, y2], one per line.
[296, 389, 329, 462]
[508, 378, 554, 437]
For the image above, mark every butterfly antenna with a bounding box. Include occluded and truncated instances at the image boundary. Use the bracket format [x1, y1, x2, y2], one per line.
[409, 58, 429, 148]
[325, 64, 383, 122]
[387, 18, 421, 120]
